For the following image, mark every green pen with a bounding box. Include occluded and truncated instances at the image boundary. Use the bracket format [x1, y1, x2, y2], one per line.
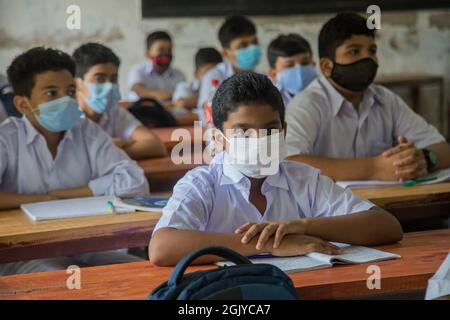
[107, 201, 116, 214]
[401, 176, 438, 187]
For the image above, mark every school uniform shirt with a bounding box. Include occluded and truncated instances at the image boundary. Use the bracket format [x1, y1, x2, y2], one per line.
[155, 152, 374, 234]
[97, 105, 142, 140]
[127, 60, 186, 101]
[196, 60, 235, 123]
[172, 79, 200, 103]
[286, 75, 445, 158]
[0, 116, 149, 196]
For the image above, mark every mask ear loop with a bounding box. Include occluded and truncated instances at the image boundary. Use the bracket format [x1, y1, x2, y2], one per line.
[208, 128, 229, 157]
[25, 98, 40, 116]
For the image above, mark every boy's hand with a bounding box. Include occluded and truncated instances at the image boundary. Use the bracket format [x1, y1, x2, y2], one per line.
[235, 220, 307, 250]
[373, 136, 427, 181]
[271, 234, 342, 257]
[382, 136, 427, 181]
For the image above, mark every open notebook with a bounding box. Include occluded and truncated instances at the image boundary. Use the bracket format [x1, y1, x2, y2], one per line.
[216, 244, 400, 273]
[336, 168, 450, 189]
[21, 196, 132, 221]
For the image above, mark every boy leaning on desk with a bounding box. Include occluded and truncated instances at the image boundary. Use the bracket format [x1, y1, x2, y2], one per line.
[0, 47, 149, 276]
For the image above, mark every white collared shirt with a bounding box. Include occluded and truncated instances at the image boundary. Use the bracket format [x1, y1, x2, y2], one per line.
[155, 152, 374, 234]
[127, 60, 186, 101]
[98, 106, 142, 140]
[286, 76, 445, 158]
[196, 60, 235, 123]
[0, 117, 149, 196]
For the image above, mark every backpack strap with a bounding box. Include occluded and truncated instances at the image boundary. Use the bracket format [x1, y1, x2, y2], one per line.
[168, 246, 252, 286]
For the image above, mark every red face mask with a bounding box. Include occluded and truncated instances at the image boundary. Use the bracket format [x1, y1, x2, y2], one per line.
[151, 54, 172, 67]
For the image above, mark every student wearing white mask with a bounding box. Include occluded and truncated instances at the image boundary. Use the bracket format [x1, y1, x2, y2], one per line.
[149, 72, 403, 266]
[73, 43, 167, 160]
[267, 34, 317, 106]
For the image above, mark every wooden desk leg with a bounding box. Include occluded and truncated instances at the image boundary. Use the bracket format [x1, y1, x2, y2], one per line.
[410, 85, 421, 114]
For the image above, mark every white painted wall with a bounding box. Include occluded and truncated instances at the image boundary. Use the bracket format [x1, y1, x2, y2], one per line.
[1, 0, 449, 134]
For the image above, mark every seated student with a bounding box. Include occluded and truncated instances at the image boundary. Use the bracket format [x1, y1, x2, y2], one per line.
[267, 33, 317, 106]
[286, 13, 450, 182]
[197, 16, 262, 123]
[127, 31, 186, 103]
[0, 47, 149, 275]
[172, 47, 223, 110]
[149, 72, 403, 266]
[73, 43, 167, 160]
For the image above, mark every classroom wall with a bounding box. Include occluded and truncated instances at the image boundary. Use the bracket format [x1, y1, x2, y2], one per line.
[0, 0, 449, 136]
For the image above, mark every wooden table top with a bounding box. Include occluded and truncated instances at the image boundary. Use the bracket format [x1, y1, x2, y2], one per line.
[1, 229, 448, 300]
[152, 126, 204, 150]
[0, 209, 161, 264]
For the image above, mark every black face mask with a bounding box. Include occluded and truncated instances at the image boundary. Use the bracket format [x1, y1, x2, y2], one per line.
[330, 57, 378, 92]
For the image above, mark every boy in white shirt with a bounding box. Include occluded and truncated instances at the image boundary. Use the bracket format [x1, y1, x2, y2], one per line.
[0, 47, 149, 275]
[266, 33, 317, 106]
[197, 16, 262, 123]
[127, 31, 186, 103]
[73, 43, 167, 160]
[149, 72, 403, 266]
[286, 13, 450, 182]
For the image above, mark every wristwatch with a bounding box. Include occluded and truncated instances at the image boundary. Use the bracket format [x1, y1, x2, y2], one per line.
[422, 149, 437, 172]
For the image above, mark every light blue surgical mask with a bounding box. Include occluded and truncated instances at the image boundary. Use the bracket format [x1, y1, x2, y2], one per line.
[84, 82, 121, 114]
[277, 65, 317, 95]
[235, 45, 262, 71]
[32, 96, 83, 132]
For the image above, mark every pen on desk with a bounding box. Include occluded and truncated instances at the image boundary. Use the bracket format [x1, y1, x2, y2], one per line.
[107, 201, 116, 214]
[401, 176, 438, 187]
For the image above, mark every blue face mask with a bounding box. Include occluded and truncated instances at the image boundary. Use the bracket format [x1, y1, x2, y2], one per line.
[235, 45, 262, 71]
[32, 96, 83, 132]
[277, 65, 317, 95]
[84, 82, 121, 114]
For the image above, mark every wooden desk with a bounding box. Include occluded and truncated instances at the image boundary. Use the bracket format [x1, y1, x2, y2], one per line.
[151, 126, 203, 150]
[353, 182, 450, 222]
[0, 210, 161, 264]
[375, 73, 446, 133]
[138, 150, 206, 192]
[1, 229, 448, 300]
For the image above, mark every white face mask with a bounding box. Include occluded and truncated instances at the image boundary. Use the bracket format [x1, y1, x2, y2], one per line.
[218, 129, 287, 178]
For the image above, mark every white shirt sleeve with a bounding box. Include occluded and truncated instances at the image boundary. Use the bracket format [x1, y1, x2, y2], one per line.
[113, 107, 142, 140]
[285, 92, 323, 156]
[391, 92, 445, 149]
[154, 168, 214, 232]
[310, 174, 374, 217]
[85, 121, 149, 197]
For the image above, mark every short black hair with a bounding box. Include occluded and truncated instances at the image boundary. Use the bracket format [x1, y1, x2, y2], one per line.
[212, 72, 285, 131]
[146, 31, 172, 50]
[7, 47, 75, 97]
[319, 12, 376, 59]
[218, 16, 257, 49]
[72, 43, 120, 78]
[267, 33, 312, 68]
[195, 48, 223, 70]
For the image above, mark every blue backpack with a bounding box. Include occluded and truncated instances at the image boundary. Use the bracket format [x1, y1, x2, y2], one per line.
[149, 246, 298, 300]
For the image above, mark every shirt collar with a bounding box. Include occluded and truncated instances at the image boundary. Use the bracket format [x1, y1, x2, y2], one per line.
[23, 115, 76, 146]
[144, 60, 173, 77]
[319, 75, 380, 117]
[216, 152, 289, 191]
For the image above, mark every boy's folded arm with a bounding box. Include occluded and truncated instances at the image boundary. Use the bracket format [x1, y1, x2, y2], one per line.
[123, 126, 167, 160]
[149, 228, 273, 267]
[131, 83, 172, 101]
[303, 207, 403, 246]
